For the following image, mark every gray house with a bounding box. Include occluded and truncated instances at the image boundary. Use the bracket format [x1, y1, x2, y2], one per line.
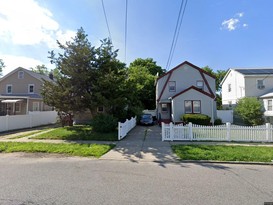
[156, 61, 217, 124]
[0, 67, 54, 115]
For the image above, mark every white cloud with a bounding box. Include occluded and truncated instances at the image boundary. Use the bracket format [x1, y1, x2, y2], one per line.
[236, 12, 244, 17]
[1, 54, 54, 76]
[0, 0, 76, 48]
[243, 23, 248, 28]
[221, 18, 239, 31]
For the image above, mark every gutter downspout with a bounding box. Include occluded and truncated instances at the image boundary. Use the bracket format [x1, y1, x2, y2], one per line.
[26, 98, 29, 114]
[211, 96, 216, 125]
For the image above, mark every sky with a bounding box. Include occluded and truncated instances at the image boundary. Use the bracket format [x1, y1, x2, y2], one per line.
[1, 0, 273, 76]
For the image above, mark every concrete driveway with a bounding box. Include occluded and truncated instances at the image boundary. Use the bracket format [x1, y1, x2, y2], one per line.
[101, 125, 179, 163]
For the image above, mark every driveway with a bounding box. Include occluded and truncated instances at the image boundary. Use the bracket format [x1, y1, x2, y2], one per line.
[101, 125, 179, 163]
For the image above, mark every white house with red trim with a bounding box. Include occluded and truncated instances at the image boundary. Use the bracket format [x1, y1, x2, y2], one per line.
[156, 61, 217, 123]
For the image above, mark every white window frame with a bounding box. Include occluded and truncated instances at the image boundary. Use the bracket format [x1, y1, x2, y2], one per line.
[32, 102, 39, 111]
[185, 100, 201, 114]
[168, 81, 176, 92]
[28, 84, 34, 94]
[161, 103, 168, 112]
[268, 100, 272, 111]
[6, 84, 12, 94]
[196, 80, 204, 90]
[18, 71, 24, 79]
[257, 79, 265, 89]
[15, 103, 21, 112]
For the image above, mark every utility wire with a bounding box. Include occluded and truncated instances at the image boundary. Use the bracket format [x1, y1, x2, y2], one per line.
[124, 0, 128, 63]
[166, 0, 188, 70]
[101, 0, 112, 42]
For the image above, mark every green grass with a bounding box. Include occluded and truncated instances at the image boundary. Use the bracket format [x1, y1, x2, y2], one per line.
[172, 144, 273, 162]
[0, 142, 115, 158]
[9, 130, 49, 139]
[30, 125, 117, 141]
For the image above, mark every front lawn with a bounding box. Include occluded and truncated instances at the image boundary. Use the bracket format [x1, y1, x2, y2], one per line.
[30, 125, 117, 141]
[0, 142, 115, 158]
[172, 144, 273, 162]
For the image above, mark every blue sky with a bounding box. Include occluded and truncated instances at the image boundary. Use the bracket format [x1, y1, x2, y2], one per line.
[1, 0, 273, 75]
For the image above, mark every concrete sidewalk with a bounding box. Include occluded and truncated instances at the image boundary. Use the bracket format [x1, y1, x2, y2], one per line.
[100, 125, 179, 163]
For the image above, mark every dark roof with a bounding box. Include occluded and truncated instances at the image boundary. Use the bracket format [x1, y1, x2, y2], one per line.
[235, 69, 273, 75]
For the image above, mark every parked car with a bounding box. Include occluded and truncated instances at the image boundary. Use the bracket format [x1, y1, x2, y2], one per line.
[139, 114, 154, 125]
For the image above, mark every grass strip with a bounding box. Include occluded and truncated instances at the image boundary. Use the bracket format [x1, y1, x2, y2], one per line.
[172, 144, 273, 162]
[0, 142, 115, 158]
[30, 125, 117, 141]
[9, 130, 48, 139]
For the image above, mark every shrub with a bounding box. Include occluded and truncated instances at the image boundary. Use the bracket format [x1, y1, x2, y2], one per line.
[214, 118, 222, 125]
[181, 114, 211, 125]
[91, 114, 118, 133]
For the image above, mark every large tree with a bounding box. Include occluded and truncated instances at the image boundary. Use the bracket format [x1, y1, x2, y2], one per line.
[128, 58, 165, 109]
[0, 59, 5, 76]
[42, 28, 136, 120]
[31, 64, 49, 75]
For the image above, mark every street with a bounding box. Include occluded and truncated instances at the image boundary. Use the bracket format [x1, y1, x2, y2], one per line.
[0, 153, 272, 205]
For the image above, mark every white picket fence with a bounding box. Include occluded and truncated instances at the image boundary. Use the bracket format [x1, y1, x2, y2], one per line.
[0, 111, 58, 132]
[118, 116, 137, 140]
[162, 122, 273, 142]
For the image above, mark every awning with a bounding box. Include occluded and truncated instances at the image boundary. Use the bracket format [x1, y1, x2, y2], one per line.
[1, 99, 23, 103]
[159, 99, 172, 103]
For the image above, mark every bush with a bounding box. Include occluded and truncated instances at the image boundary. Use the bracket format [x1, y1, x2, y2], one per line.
[181, 114, 211, 125]
[214, 118, 222, 125]
[91, 114, 118, 133]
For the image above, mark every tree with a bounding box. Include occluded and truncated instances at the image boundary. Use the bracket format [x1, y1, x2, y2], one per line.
[42, 28, 136, 122]
[31, 64, 49, 75]
[234, 97, 264, 125]
[128, 58, 165, 109]
[0, 59, 5, 76]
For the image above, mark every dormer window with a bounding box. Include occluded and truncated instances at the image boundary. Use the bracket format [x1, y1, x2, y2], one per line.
[18, 71, 24, 79]
[169, 81, 176, 92]
[28, 84, 34, 94]
[196, 80, 204, 90]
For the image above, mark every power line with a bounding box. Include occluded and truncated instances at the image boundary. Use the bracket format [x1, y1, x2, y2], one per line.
[101, 0, 112, 42]
[124, 0, 128, 63]
[166, 0, 188, 70]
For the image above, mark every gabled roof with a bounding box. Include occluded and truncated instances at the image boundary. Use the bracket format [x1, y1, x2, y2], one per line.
[220, 68, 273, 86]
[172, 86, 215, 99]
[157, 61, 215, 101]
[0, 67, 54, 83]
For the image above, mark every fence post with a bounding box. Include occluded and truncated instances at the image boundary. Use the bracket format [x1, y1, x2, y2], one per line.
[170, 122, 174, 141]
[5, 115, 9, 132]
[266, 123, 270, 142]
[118, 122, 121, 141]
[162, 122, 165, 141]
[189, 122, 193, 141]
[226, 122, 231, 142]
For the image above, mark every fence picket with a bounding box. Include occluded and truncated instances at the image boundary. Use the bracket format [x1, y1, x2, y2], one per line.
[118, 116, 136, 140]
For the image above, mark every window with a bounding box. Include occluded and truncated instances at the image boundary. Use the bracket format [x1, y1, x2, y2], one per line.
[97, 106, 104, 113]
[28, 84, 34, 93]
[15, 103, 21, 112]
[228, 101, 232, 108]
[6, 84, 12, 94]
[33, 102, 39, 111]
[257, 80, 265, 89]
[196, 81, 204, 90]
[228, 84, 231, 92]
[18, 71, 24, 79]
[184, 100, 201, 114]
[161, 104, 167, 112]
[168, 81, 176, 92]
[268, 100, 272, 111]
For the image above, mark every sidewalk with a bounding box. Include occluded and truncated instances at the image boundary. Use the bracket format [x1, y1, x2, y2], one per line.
[100, 125, 179, 163]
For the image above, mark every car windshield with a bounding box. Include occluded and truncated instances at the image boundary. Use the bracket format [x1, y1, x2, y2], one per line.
[142, 114, 152, 119]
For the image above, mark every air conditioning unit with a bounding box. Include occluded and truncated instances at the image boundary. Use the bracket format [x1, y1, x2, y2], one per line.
[258, 85, 265, 89]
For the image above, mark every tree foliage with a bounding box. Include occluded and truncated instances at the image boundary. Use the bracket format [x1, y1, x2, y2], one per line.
[31, 64, 49, 75]
[41, 27, 138, 120]
[0, 59, 5, 76]
[128, 58, 165, 109]
[234, 97, 264, 125]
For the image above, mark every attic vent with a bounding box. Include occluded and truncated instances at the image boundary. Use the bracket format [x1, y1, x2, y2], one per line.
[18, 71, 24, 79]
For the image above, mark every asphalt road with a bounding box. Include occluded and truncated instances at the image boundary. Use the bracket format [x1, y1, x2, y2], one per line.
[0, 153, 272, 205]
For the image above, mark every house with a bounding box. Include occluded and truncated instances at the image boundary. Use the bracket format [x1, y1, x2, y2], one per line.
[0, 67, 54, 116]
[221, 68, 273, 109]
[156, 61, 217, 124]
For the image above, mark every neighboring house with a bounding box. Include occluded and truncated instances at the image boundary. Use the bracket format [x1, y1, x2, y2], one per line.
[0, 67, 54, 116]
[221, 68, 273, 111]
[156, 61, 217, 123]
